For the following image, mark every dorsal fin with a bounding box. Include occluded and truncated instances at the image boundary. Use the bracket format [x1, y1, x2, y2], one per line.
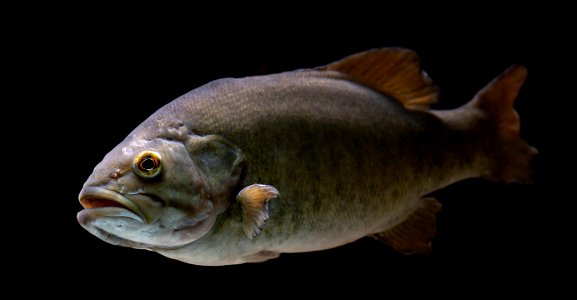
[317, 48, 438, 110]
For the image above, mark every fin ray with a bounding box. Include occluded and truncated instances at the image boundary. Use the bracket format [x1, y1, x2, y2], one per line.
[472, 65, 538, 183]
[236, 184, 279, 240]
[318, 48, 438, 109]
[371, 197, 442, 255]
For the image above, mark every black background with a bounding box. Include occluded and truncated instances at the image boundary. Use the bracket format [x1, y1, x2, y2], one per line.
[8, 11, 568, 296]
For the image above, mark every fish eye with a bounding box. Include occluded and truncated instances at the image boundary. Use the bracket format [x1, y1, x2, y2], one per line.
[133, 150, 162, 178]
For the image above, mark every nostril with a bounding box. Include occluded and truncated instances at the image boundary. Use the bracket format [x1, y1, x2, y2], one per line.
[109, 168, 127, 180]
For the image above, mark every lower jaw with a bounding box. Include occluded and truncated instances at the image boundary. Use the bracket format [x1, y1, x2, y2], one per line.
[87, 225, 196, 251]
[77, 209, 216, 250]
[93, 227, 156, 250]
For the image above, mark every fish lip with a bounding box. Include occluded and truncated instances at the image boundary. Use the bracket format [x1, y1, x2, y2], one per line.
[79, 186, 146, 223]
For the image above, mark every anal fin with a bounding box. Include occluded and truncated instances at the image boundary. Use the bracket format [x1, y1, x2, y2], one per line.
[371, 197, 442, 255]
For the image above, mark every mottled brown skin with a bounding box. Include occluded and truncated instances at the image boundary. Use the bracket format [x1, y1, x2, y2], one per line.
[126, 71, 483, 265]
[78, 56, 534, 265]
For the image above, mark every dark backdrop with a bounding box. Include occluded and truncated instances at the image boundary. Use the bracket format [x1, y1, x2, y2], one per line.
[9, 16, 565, 296]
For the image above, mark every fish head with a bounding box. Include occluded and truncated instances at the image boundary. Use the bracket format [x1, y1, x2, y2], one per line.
[77, 127, 245, 250]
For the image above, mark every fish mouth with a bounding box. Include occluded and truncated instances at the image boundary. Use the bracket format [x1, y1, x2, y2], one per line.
[79, 186, 145, 223]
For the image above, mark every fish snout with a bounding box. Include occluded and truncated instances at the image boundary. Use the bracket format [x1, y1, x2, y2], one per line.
[78, 186, 147, 223]
[109, 169, 125, 180]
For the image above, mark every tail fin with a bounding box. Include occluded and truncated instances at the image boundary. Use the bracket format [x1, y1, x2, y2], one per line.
[468, 65, 537, 183]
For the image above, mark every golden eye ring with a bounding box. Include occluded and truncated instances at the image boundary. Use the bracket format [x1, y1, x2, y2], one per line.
[132, 150, 162, 178]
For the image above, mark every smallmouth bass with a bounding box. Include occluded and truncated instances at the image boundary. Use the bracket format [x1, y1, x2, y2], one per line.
[77, 48, 536, 265]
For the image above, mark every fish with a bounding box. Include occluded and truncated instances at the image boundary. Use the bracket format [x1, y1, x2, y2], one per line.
[77, 48, 537, 266]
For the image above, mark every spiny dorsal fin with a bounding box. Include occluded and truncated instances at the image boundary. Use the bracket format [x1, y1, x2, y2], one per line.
[371, 197, 442, 254]
[236, 184, 279, 240]
[318, 48, 438, 110]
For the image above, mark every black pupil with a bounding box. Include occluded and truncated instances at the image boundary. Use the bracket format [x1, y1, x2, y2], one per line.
[140, 157, 156, 171]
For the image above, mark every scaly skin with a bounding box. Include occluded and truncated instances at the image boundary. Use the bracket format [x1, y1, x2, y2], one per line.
[137, 71, 484, 265]
[79, 64, 532, 266]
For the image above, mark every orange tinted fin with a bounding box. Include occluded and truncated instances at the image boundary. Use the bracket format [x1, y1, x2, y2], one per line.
[236, 184, 280, 240]
[471, 65, 538, 183]
[371, 197, 442, 254]
[318, 48, 438, 110]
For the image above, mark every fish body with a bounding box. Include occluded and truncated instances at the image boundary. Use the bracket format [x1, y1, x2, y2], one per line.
[77, 48, 536, 265]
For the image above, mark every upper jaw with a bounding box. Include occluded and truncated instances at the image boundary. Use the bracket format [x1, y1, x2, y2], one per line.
[78, 186, 146, 223]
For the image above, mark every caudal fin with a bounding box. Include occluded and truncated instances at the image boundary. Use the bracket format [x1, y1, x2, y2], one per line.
[469, 65, 538, 183]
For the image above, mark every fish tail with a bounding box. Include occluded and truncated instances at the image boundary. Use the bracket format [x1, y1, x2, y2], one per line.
[465, 65, 538, 183]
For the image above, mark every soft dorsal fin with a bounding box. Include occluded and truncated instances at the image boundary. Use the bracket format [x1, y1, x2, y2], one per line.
[236, 184, 280, 240]
[317, 48, 438, 110]
[371, 197, 442, 254]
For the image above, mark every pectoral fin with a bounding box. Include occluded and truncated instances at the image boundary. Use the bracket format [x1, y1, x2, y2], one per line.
[236, 184, 280, 240]
[371, 197, 442, 254]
